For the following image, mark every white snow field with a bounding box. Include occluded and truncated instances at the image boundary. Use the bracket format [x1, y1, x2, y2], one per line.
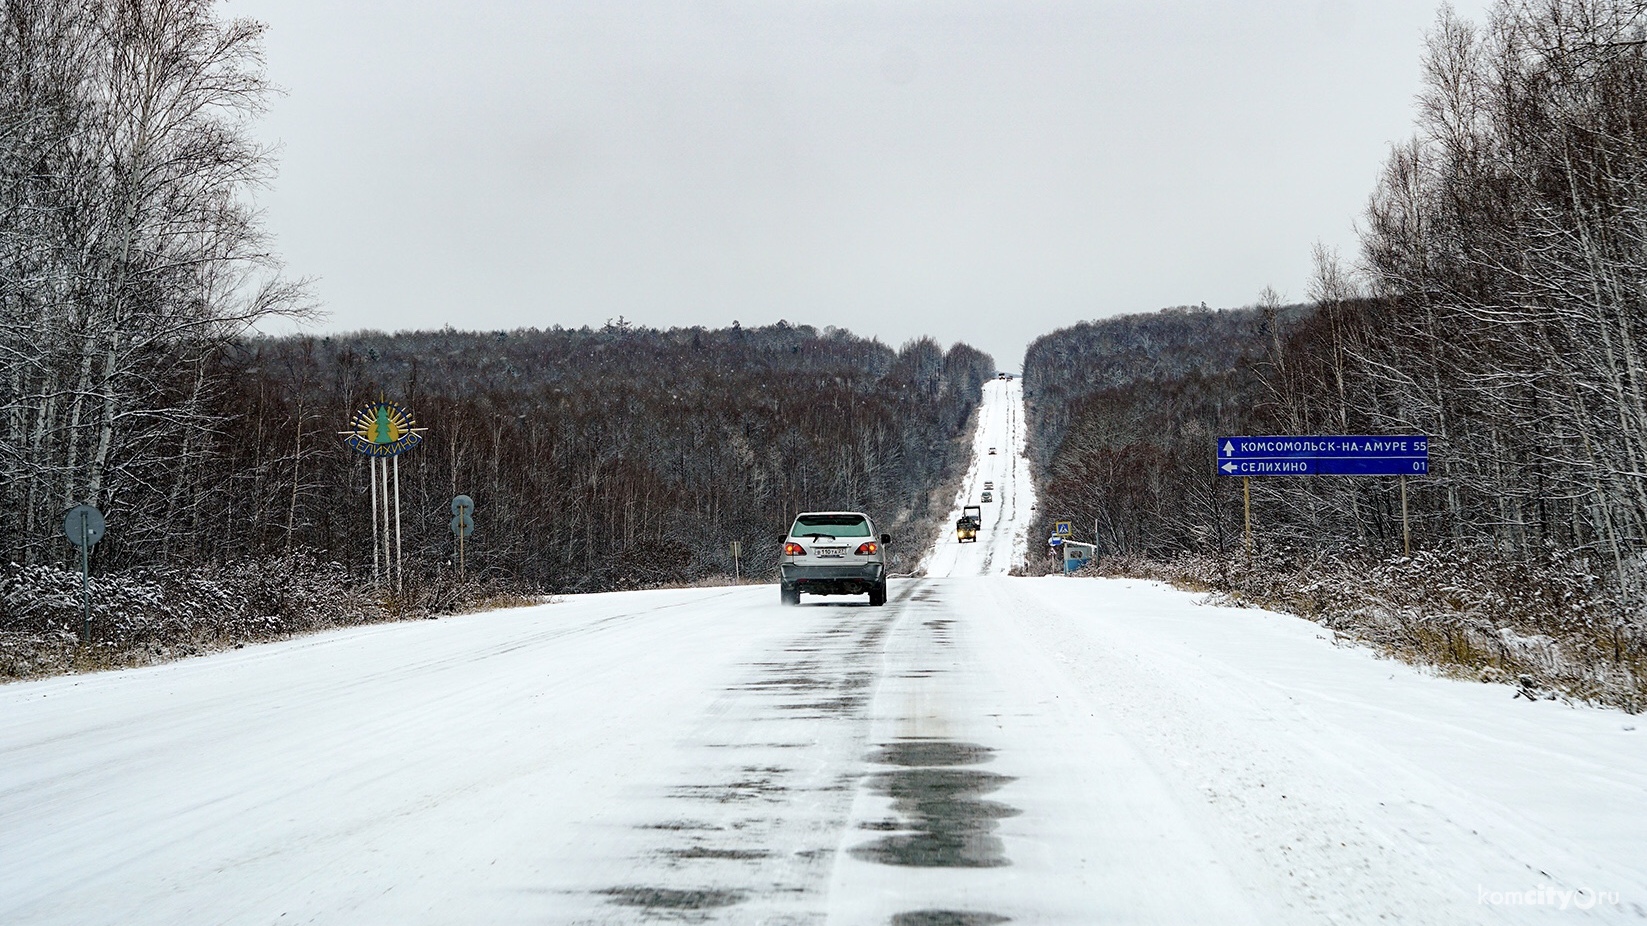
[4, 381, 1647, 924]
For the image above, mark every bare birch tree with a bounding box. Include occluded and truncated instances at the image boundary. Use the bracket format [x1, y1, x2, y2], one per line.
[0, 0, 309, 566]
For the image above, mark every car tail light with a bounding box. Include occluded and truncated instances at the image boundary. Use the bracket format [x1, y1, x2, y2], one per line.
[855, 541, 879, 555]
[783, 542, 806, 556]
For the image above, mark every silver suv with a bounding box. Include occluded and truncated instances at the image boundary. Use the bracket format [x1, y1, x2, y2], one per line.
[779, 511, 890, 606]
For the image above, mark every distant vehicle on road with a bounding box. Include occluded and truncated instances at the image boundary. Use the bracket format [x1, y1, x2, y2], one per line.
[983, 481, 994, 490]
[981, 491, 993, 503]
[988, 447, 997, 455]
[956, 505, 982, 543]
[780, 511, 890, 606]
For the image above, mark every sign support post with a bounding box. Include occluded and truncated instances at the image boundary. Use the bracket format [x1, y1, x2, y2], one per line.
[79, 519, 90, 640]
[730, 541, 742, 585]
[1242, 476, 1253, 553]
[392, 454, 403, 593]
[369, 457, 380, 585]
[380, 456, 392, 589]
[1400, 475, 1411, 557]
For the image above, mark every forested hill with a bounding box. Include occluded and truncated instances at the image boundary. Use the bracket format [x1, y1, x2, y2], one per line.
[1022, 304, 1309, 472]
[197, 322, 992, 592]
[1021, 304, 1312, 556]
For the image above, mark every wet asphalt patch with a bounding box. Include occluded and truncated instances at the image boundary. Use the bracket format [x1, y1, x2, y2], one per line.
[891, 911, 1011, 926]
[641, 820, 723, 831]
[663, 846, 770, 860]
[670, 774, 788, 803]
[600, 885, 746, 914]
[850, 739, 1019, 869]
[869, 740, 992, 768]
[602, 604, 905, 918]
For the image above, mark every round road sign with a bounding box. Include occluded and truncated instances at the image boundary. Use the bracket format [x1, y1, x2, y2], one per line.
[64, 505, 106, 548]
[450, 513, 474, 538]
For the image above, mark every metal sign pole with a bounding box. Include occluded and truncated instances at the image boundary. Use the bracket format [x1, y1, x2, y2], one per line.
[1242, 476, 1253, 553]
[392, 454, 403, 593]
[380, 457, 392, 591]
[458, 517, 465, 576]
[370, 457, 380, 586]
[1400, 475, 1411, 557]
[80, 517, 91, 643]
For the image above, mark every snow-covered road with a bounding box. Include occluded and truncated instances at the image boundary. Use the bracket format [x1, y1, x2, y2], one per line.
[4, 382, 1646, 924]
[922, 379, 1036, 580]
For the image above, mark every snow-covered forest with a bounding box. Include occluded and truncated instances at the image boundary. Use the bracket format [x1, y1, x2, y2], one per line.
[0, 1, 992, 673]
[214, 323, 991, 591]
[1026, 0, 1647, 708]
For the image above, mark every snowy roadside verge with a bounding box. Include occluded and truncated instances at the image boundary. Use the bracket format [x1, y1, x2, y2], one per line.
[1084, 547, 1647, 713]
[0, 553, 539, 681]
[1002, 575, 1647, 923]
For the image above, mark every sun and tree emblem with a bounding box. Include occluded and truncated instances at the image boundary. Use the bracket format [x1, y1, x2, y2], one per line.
[342, 399, 426, 457]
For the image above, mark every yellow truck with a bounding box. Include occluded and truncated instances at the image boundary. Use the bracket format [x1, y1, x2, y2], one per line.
[956, 505, 982, 543]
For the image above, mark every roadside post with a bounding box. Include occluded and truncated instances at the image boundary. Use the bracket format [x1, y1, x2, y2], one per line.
[1216, 435, 1429, 555]
[1400, 476, 1411, 557]
[451, 495, 475, 575]
[1243, 477, 1252, 553]
[730, 541, 742, 585]
[63, 505, 105, 643]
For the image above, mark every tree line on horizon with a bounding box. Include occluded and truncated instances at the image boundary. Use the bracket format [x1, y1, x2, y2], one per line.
[202, 322, 991, 591]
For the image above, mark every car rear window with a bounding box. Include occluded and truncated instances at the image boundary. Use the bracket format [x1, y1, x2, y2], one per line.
[792, 514, 871, 537]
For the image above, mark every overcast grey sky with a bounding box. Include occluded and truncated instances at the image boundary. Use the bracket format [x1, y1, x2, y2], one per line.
[233, 0, 1490, 371]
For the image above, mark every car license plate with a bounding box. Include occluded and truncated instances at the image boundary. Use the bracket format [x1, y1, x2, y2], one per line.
[816, 547, 846, 557]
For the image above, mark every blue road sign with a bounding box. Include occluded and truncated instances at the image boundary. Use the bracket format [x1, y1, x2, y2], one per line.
[1217, 435, 1428, 477]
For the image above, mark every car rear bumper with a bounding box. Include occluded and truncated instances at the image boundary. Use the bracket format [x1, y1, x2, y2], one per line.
[781, 562, 884, 594]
